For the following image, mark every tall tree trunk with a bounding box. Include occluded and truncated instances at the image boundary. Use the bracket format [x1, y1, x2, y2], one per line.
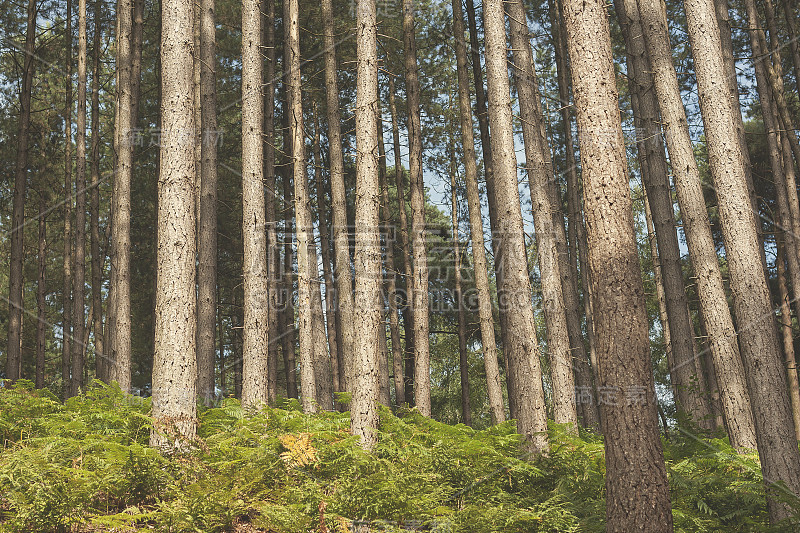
[241, 0, 269, 408]
[450, 0, 504, 423]
[402, 0, 432, 415]
[281, 144, 299, 400]
[387, 74, 415, 404]
[286, 0, 316, 412]
[636, 0, 758, 452]
[506, 0, 578, 430]
[377, 112, 405, 406]
[314, 109, 340, 404]
[777, 237, 800, 441]
[8, 0, 36, 383]
[683, 0, 800, 520]
[351, 0, 381, 448]
[781, 0, 800, 98]
[150, 0, 198, 448]
[111, 0, 133, 391]
[71, 0, 89, 396]
[562, 0, 673, 527]
[483, 0, 548, 454]
[197, 0, 219, 403]
[549, 0, 600, 429]
[90, 0, 104, 383]
[263, 0, 279, 404]
[321, 0, 356, 394]
[450, 150, 471, 427]
[63, 0, 74, 393]
[233, 289, 243, 398]
[616, 0, 713, 426]
[36, 197, 47, 389]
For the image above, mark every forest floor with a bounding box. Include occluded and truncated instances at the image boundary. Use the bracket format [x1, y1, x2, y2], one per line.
[0, 381, 788, 532]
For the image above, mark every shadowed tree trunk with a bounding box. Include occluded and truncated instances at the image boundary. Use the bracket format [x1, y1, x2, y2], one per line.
[684, 0, 800, 520]
[321, 0, 356, 394]
[36, 195, 47, 388]
[402, 0, 432, 415]
[776, 237, 800, 441]
[7, 0, 36, 383]
[483, 0, 548, 454]
[90, 0, 104, 383]
[196, 0, 219, 403]
[450, 0, 504, 423]
[350, 0, 381, 448]
[636, 0, 758, 452]
[63, 0, 74, 392]
[150, 0, 198, 448]
[781, 0, 800, 98]
[241, 0, 270, 408]
[562, 0, 673, 528]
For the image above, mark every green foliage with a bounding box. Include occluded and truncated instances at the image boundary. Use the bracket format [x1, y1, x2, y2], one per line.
[0, 382, 788, 532]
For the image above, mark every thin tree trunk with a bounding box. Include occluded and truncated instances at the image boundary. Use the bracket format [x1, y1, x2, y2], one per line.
[616, 0, 713, 426]
[777, 236, 800, 441]
[506, 0, 578, 430]
[321, 0, 356, 394]
[483, 0, 548, 454]
[241, 0, 269, 408]
[110, 0, 133, 391]
[71, 0, 89, 397]
[636, 0, 758, 452]
[263, 0, 279, 404]
[351, 0, 381, 448]
[684, 0, 800, 520]
[450, 150, 471, 427]
[197, 0, 219, 403]
[377, 112, 405, 406]
[314, 109, 340, 403]
[286, 0, 316, 412]
[387, 74, 415, 404]
[562, 0, 673, 527]
[281, 142, 299, 400]
[150, 0, 198, 449]
[450, 0, 504, 423]
[402, 0, 432, 415]
[781, 0, 800, 98]
[7, 0, 36, 383]
[36, 197, 47, 389]
[549, 0, 600, 429]
[233, 290, 243, 398]
[90, 0, 104, 383]
[63, 0, 74, 393]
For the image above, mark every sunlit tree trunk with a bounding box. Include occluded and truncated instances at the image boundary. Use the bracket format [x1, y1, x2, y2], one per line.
[150, 0, 198, 448]
[684, 0, 800, 520]
[636, 0, 758, 452]
[351, 0, 381, 448]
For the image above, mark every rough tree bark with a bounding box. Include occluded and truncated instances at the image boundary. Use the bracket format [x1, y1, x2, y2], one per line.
[90, 0, 104, 383]
[562, 0, 673, 528]
[350, 0, 381, 448]
[483, 0, 548, 454]
[241, 0, 269, 408]
[150, 0, 198, 448]
[777, 237, 800, 441]
[636, 0, 758, 452]
[402, 0, 432, 415]
[684, 0, 800, 521]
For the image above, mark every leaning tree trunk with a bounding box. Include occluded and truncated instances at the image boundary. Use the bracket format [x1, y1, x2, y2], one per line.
[483, 0, 548, 454]
[350, 0, 381, 449]
[636, 0, 758, 452]
[562, 0, 674, 529]
[402, 0, 432, 416]
[684, 0, 800, 521]
[450, 0, 504, 423]
[7, 0, 36, 383]
[241, 0, 270, 408]
[90, 0, 104, 383]
[321, 0, 356, 394]
[150, 0, 198, 449]
[71, 0, 89, 397]
[196, 0, 219, 403]
[506, 0, 578, 430]
[776, 236, 800, 441]
[781, 0, 800, 99]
